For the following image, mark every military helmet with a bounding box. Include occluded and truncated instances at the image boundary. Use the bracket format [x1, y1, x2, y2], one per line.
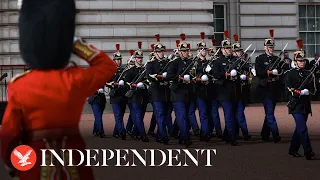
[153, 34, 165, 52]
[178, 33, 189, 51]
[264, 29, 275, 47]
[293, 40, 305, 61]
[19, 0, 76, 69]
[113, 44, 122, 60]
[134, 41, 143, 58]
[196, 32, 207, 50]
[221, 30, 232, 48]
[232, 34, 242, 52]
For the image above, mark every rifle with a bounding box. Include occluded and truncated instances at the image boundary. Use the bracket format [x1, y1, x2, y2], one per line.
[226, 44, 252, 73]
[207, 48, 221, 66]
[287, 58, 320, 109]
[169, 49, 203, 90]
[259, 42, 289, 86]
[125, 61, 150, 98]
[239, 48, 256, 74]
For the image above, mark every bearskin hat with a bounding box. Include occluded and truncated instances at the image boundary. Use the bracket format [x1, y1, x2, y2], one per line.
[19, 0, 76, 69]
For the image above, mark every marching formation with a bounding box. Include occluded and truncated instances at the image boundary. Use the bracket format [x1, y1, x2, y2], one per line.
[90, 29, 319, 160]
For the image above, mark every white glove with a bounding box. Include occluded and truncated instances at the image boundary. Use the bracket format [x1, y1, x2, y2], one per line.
[249, 77, 252, 81]
[251, 69, 256, 76]
[98, 88, 104, 93]
[205, 65, 212, 73]
[118, 80, 124, 86]
[291, 61, 296, 69]
[162, 72, 167, 78]
[73, 36, 78, 43]
[272, 69, 278, 75]
[201, 75, 209, 82]
[183, 75, 190, 81]
[137, 82, 145, 89]
[240, 74, 247, 81]
[301, 89, 309, 95]
[230, 69, 237, 77]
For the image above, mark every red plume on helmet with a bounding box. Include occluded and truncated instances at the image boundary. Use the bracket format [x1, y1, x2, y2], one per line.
[224, 30, 230, 39]
[176, 40, 180, 48]
[212, 39, 216, 46]
[151, 44, 155, 50]
[200, 32, 205, 40]
[233, 34, 239, 42]
[269, 29, 274, 39]
[129, 49, 134, 56]
[163, 46, 166, 52]
[138, 41, 142, 49]
[187, 44, 190, 49]
[116, 44, 120, 51]
[180, 33, 186, 41]
[155, 34, 160, 42]
[296, 39, 303, 50]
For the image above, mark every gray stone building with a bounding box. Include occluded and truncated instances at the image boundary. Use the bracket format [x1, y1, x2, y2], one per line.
[0, 0, 319, 100]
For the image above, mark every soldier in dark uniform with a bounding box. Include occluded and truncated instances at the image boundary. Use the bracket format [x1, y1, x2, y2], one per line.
[285, 39, 316, 160]
[307, 53, 320, 100]
[205, 39, 223, 138]
[106, 44, 127, 140]
[231, 34, 251, 140]
[88, 87, 107, 138]
[125, 50, 136, 135]
[280, 51, 293, 102]
[193, 32, 211, 141]
[124, 42, 149, 142]
[167, 33, 194, 147]
[147, 34, 171, 144]
[254, 29, 283, 143]
[211, 30, 240, 146]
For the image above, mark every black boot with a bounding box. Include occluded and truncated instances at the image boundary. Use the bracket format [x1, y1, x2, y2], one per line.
[288, 151, 303, 157]
[243, 134, 252, 141]
[273, 135, 281, 143]
[120, 133, 126, 140]
[140, 136, 149, 142]
[305, 152, 315, 160]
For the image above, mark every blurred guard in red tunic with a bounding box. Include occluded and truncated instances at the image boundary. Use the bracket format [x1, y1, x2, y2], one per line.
[0, 0, 117, 179]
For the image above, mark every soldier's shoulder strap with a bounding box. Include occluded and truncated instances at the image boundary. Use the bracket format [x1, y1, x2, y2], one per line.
[10, 70, 32, 83]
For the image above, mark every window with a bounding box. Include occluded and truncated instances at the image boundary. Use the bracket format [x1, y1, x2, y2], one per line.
[299, 5, 320, 58]
[212, 5, 226, 49]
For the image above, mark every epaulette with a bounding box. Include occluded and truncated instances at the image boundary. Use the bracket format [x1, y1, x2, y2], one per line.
[10, 70, 32, 83]
[147, 58, 155, 63]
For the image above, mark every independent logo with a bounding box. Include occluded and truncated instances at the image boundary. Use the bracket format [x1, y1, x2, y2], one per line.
[10, 145, 36, 171]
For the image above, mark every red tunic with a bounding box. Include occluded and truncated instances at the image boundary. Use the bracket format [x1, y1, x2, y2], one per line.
[0, 51, 117, 179]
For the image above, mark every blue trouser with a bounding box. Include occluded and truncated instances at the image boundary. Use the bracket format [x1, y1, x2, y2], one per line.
[92, 103, 105, 134]
[165, 105, 173, 134]
[261, 98, 279, 137]
[172, 102, 190, 141]
[210, 99, 222, 135]
[131, 103, 147, 136]
[126, 103, 134, 133]
[148, 112, 156, 133]
[153, 102, 170, 139]
[220, 101, 237, 140]
[196, 98, 210, 137]
[236, 100, 249, 136]
[289, 114, 313, 154]
[112, 103, 126, 136]
[189, 101, 199, 132]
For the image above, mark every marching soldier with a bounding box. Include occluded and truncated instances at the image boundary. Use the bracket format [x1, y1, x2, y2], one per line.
[167, 33, 194, 147]
[211, 30, 240, 146]
[286, 39, 316, 160]
[106, 44, 128, 140]
[254, 29, 283, 143]
[205, 39, 223, 138]
[147, 44, 157, 137]
[187, 43, 200, 136]
[0, 0, 117, 179]
[193, 32, 211, 141]
[124, 42, 149, 142]
[147, 34, 171, 144]
[125, 50, 136, 135]
[231, 34, 252, 140]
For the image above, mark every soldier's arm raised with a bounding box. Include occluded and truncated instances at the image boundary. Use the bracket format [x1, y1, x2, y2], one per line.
[68, 38, 117, 97]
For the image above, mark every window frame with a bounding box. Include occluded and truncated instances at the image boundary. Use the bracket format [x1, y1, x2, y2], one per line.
[212, 4, 227, 49]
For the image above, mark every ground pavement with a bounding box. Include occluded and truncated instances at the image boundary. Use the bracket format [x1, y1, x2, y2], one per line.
[1, 103, 320, 180]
